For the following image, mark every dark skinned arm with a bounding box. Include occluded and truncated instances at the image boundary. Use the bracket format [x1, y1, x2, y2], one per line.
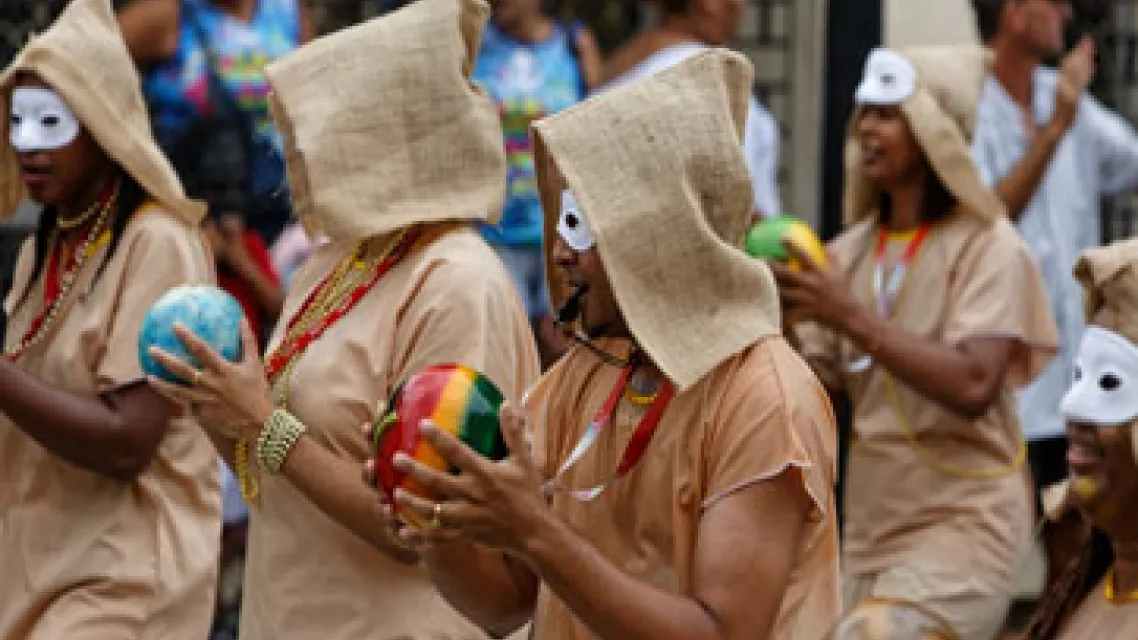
[773, 243, 1017, 419]
[839, 310, 1015, 419]
[0, 368, 174, 481]
[420, 541, 539, 637]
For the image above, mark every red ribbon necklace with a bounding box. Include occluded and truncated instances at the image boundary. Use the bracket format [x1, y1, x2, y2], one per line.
[264, 228, 422, 382]
[543, 364, 676, 502]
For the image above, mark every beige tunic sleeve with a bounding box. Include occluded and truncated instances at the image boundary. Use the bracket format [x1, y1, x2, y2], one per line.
[943, 219, 1058, 387]
[391, 257, 540, 406]
[703, 339, 836, 520]
[95, 211, 212, 388]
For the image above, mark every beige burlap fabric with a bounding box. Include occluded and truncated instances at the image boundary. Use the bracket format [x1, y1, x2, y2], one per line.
[532, 49, 780, 391]
[1073, 237, 1138, 344]
[843, 45, 1004, 226]
[266, 0, 505, 243]
[0, 0, 204, 224]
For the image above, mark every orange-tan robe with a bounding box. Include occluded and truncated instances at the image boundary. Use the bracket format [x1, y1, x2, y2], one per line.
[0, 205, 221, 640]
[525, 335, 841, 640]
[798, 210, 1057, 639]
[1055, 579, 1138, 639]
[240, 223, 540, 640]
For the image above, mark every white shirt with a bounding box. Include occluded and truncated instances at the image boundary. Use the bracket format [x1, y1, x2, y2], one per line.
[602, 43, 784, 218]
[972, 67, 1138, 440]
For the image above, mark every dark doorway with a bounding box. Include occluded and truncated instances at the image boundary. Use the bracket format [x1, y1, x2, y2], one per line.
[820, 0, 882, 241]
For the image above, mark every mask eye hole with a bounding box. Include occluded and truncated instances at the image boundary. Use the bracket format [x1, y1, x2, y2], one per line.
[1100, 373, 1122, 392]
[565, 213, 579, 229]
[41, 115, 59, 128]
[9, 114, 20, 127]
[1074, 366, 1083, 382]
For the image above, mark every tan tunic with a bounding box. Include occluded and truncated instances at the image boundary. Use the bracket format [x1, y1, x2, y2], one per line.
[0, 205, 221, 640]
[525, 336, 841, 640]
[1056, 580, 1138, 639]
[240, 224, 540, 640]
[798, 212, 1057, 630]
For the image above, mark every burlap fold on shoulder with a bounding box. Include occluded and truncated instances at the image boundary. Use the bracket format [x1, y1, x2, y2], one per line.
[1073, 237, 1138, 344]
[533, 48, 781, 391]
[266, 0, 505, 243]
[0, 0, 204, 224]
[843, 45, 1004, 227]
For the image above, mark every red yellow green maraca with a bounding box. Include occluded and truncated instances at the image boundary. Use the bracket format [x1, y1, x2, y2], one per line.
[372, 364, 507, 527]
[744, 215, 827, 271]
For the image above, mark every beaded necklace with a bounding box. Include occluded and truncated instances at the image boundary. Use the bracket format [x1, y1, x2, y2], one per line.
[4, 180, 120, 361]
[234, 228, 422, 502]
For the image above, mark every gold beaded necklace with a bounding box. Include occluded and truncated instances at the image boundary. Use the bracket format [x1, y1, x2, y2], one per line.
[4, 181, 119, 360]
[235, 230, 411, 503]
[55, 195, 105, 230]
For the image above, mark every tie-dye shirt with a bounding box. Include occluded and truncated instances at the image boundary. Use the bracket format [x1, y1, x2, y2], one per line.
[474, 21, 585, 246]
[144, 0, 300, 182]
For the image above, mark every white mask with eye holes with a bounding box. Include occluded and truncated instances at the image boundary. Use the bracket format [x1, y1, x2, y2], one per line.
[557, 188, 595, 252]
[1061, 327, 1138, 427]
[854, 48, 917, 107]
[10, 86, 80, 153]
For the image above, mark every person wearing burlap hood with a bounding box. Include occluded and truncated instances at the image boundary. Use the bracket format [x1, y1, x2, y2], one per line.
[374, 49, 841, 640]
[779, 46, 1059, 639]
[0, 0, 220, 637]
[1010, 238, 1138, 639]
[146, 0, 540, 639]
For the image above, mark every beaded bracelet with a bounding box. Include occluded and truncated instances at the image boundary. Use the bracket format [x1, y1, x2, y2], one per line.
[256, 409, 308, 475]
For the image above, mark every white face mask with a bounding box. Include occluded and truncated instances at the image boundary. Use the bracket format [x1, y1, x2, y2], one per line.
[854, 48, 917, 107]
[557, 188, 595, 252]
[10, 86, 80, 153]
[1061, 327, 1138, 427]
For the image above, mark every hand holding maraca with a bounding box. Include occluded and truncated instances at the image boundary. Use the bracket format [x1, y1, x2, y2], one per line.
[362, 366, 549, 554]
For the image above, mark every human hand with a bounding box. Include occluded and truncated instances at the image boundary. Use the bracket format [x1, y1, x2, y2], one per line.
[370, 404, 549, 555]
[1054, 36, 1096, 130]
[147, 319, 274, 440]
[768, 240, 864, 333]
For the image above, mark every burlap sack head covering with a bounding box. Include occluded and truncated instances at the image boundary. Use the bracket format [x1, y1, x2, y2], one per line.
[1073, 238, 1138, 345]
[0, 0, 204, 224]
[266, 0, 505, 243]
[843, 45, 1005, 226]
[532, 49, 780, 392]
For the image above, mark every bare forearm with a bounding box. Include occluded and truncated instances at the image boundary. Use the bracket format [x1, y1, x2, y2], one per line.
[842, 308, 999, 418]
[282, 434, 418, 563]
[0, 363, 167, 480]
[424, 543, 537, 637]
[521, 514, 729, 640]
[995, 120, 1066, 221]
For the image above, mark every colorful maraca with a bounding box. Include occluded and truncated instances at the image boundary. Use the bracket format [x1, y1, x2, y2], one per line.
[744, 215, 827, 271]
[372, 364, 507, 526]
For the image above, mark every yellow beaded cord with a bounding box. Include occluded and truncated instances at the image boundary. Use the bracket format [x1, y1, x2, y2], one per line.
[1105, 570, 1138, 605]
[234, 232, 409, 504]
[870, 226, 1026, 480]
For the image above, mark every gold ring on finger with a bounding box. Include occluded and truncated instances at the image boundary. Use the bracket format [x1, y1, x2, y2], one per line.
[431, 502, 444, 530]
[191, 370, 204, 387]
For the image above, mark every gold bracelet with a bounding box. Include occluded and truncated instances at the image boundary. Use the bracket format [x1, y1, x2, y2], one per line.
[256, 409, 308, 475]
